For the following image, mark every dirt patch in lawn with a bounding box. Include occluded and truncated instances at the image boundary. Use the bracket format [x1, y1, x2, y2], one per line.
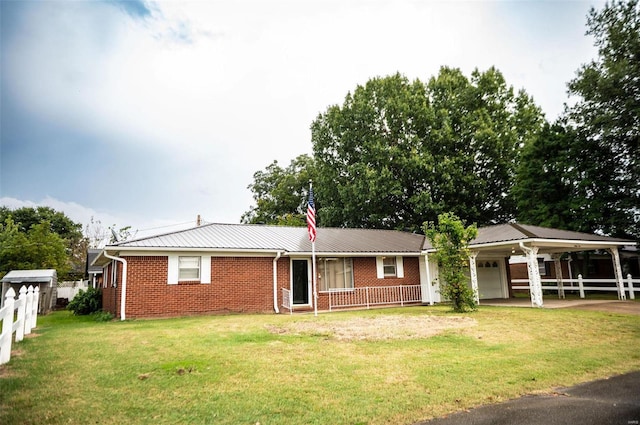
[268, 315, 477, 341]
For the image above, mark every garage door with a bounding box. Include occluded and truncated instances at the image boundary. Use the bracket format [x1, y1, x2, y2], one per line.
[476, 260, 505, 299]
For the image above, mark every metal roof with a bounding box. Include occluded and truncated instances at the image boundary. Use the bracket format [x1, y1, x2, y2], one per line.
[93, 222, 634, 265]
[472, 223, 633, 245]
[1, 269, 57, 283]
[86, 249, 103, 274]
[421, 223, 635, 253]
[105, 223, 426, 254]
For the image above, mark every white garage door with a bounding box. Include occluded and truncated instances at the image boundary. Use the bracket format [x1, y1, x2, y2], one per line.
[476, 260, 505, 299]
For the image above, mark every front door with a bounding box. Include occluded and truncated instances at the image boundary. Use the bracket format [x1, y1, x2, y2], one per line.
[292, 259, 310, 305]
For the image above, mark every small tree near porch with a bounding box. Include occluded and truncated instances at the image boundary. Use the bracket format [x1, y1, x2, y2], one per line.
[424, 213, 479, 312]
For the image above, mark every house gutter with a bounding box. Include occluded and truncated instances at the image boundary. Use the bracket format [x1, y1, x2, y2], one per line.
[273, 251, 283, 313]
[103, 251, 128, 321]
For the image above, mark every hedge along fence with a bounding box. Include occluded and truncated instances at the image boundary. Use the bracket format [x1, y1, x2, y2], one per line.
[0, 285, 40, 365]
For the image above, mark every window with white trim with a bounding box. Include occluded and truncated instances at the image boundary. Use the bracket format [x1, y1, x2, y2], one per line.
[179, 256, 201, 281]
[383, 257, 397, 277]
[318, 258, 354, 291]
[376, 256, 404, 279]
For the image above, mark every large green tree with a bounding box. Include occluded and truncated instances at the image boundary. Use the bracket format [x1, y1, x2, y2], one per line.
[241, 154, 315, 226]
[311, 68, 543, 231]
[565, 0, 640, 239]
[0, 206, 85, 279]
[513, 122, 584, 230]
[0, 218, 70, 279]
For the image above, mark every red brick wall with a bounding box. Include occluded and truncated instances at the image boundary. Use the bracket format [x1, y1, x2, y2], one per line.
[101, 255, 421, 318]
[314, 257, 422, 311]
[352, 257, 420, 287]
[510, 261, 571, 280]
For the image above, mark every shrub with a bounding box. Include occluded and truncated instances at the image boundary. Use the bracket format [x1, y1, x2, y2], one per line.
[67, 287, 102, 315]
[424, 212, 479, 313]
[91, 310, 114, 322]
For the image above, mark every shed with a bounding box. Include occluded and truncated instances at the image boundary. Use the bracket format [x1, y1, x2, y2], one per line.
[1, 269, 58, 314]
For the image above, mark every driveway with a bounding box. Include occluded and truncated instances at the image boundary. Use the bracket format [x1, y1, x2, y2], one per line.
[416, 299, 640, 424]
[416, 371, 640, 425]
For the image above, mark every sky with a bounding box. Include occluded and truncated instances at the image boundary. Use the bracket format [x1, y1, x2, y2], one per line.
[1, 0, 604, 240]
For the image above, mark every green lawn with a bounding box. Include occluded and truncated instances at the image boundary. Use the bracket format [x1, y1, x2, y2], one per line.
[1, 305, 639, 425]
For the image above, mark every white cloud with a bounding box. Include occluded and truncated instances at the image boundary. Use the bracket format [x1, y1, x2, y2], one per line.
[2, 0, 604, 228]
[0, 196, 197, 243]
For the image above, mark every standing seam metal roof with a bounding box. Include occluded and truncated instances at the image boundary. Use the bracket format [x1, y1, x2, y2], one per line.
[106, 222, 633, 254]
[108, 223, 426, 253]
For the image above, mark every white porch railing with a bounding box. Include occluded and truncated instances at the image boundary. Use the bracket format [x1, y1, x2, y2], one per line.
[511, 274, 639, 300]
[281, 288, 292, 314]
[328, 285, 422, 311]
[0, 285, 40, 365]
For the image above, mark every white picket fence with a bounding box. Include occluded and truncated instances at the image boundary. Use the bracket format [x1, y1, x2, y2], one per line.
[0, 285, 40, 365]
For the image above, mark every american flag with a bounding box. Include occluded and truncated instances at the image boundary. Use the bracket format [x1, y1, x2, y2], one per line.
[307, 187, 317, 242]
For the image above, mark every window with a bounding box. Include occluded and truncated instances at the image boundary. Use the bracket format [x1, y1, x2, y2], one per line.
[168, 255, 211, 284]
[376, 256, 405, 279]
[318, 258, 354, 291]
[537, 258, 548, 276]
[383, 257, 397, 277]
[179, 256, 201, 280]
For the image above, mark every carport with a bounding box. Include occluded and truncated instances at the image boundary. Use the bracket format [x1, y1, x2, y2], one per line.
[422, 224, 635, 308]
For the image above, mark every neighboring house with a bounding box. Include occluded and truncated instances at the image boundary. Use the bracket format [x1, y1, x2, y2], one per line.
[85, 249, 104, 288]
[92, 222, 635, 320]
[1, 269, 57, 314]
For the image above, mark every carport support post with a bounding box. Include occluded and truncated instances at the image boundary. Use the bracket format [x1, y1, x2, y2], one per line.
[609, 247, 626, 300]
[468, 251, 480, 305]
[551, 254, 565, 299]
[520, 243, 543, 308]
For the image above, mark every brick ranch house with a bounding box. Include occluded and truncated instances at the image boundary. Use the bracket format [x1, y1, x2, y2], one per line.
[92, 223, 635, 320]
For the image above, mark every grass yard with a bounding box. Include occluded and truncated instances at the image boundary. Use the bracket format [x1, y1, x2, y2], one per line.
[1, 305, 639, 425]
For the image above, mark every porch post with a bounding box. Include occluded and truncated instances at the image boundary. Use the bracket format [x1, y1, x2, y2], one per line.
[520, 243, 543, 308]
[468, 251, 480, 305]
[422, 254, 434, 306]
[551, 254, 565, 299]
[609, 247, 626, 300]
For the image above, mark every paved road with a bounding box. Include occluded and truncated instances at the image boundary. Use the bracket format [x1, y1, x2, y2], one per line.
[417, 371, 640, 425]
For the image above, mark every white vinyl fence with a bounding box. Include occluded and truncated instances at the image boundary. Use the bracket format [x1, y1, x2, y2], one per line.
[512, 274, 639, 300]
[57, 280, 89, 302]
[0, 285, 40, 365]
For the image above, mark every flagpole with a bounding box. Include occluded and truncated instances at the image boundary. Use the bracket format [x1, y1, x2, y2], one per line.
[310, 180, 318, 317]
[312, 236, 317, 317]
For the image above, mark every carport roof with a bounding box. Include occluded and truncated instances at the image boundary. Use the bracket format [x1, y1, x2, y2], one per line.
[421, 223, 635, 255]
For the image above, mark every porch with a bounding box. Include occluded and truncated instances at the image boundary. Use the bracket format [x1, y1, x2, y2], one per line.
[281, 285, 423, 313]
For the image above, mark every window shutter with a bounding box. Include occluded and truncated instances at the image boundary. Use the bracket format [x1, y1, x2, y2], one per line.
[201, 256, 211, 284]
[376, 257, 384, 279]
[167, 255, 179, 285]
[396, 256, 404, 278]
